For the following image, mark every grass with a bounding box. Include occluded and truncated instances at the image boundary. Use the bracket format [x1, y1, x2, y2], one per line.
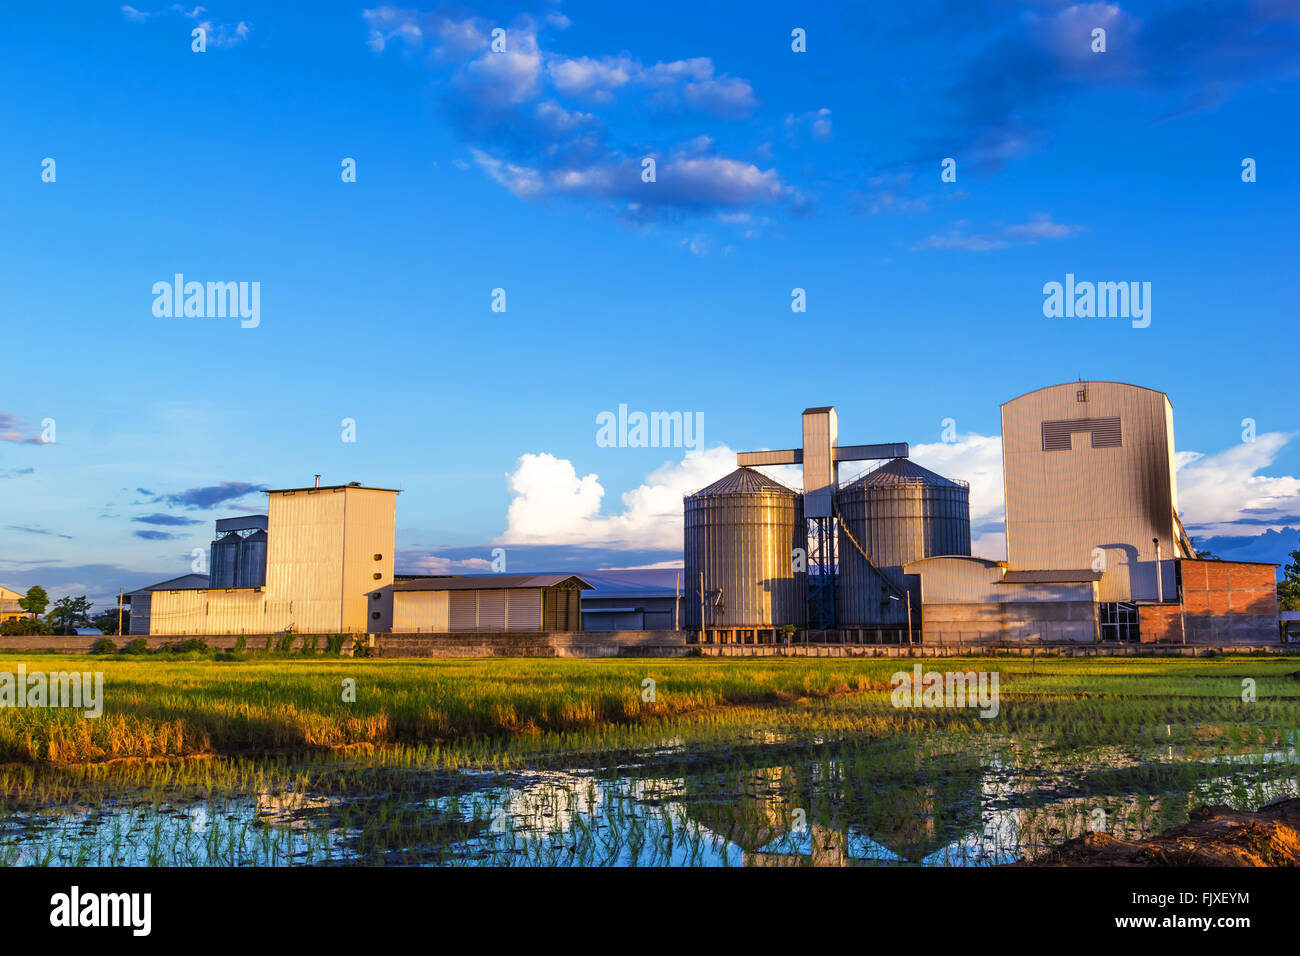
[0, 655, 1297, 865]
[0, 654, 1296, 766]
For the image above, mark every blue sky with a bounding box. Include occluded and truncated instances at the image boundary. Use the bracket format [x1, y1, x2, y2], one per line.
[2, 0, 1298, 607]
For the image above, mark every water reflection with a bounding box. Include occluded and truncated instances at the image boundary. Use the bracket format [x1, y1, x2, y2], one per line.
[1, 731, 1295, 867]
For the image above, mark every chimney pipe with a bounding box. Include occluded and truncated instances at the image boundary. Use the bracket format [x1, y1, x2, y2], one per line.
[314, 474, 321, 488]
[1153, 537, 1163, 601]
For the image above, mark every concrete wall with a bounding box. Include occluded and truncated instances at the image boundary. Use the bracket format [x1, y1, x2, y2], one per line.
[374, 630, 688, 657]
[919, 600, 1098, 644]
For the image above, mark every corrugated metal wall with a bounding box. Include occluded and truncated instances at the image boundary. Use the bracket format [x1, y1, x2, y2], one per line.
[683, 487, 807, 628]
[507, 588, 542, 631]
[835, 482, 970, 626]
[264, 489, 347, 632]
[129, 593, 151, 634]
[339, 488, 397, 633]
[1002, 382, 1180, 602]
[148, 589, 271, 635]
[392, 590, 449, 632]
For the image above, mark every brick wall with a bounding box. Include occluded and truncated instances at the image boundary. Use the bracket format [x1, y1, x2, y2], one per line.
[1138, 603, 1185, 643]
[1179, 559, 1279, 644]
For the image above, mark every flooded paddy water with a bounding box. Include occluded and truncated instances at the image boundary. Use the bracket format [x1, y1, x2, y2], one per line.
[2, 693, 1297, 866]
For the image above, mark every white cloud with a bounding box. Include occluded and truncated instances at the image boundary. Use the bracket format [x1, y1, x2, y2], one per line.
[1176, 431, 1300, 537]
[500, 447, 739, 550]
[397, 552, 492, 574]
[913, 213, 1085, 251]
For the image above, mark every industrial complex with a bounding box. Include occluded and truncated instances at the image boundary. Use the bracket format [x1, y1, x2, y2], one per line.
[121, 381, 1283, 646]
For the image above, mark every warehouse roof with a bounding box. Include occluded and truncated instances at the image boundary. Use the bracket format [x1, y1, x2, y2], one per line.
[570, 569, 679, 598]
[393, 574, 593, 592]
[126, 573, 210, 598]
[1001, 569, 1103, 583]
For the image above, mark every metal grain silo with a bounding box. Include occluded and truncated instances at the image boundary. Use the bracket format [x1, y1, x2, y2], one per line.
[209, 532, 241, 588]
[236, 530, 267, 587]
[835, 459, 970, 626]
[683, 467, 806, 631]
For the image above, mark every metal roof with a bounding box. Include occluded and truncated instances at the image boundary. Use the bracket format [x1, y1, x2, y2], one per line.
[1001, 569, 1103, 583]
[1000, 381, 1171, 408]
[688, 466, 797, 498]
[266, 483, 401, 494]
[845, 458, 967, 489]
[127, 573, 210, 596]
[393, 574, 593, 592]
[569, 568, 680, 598]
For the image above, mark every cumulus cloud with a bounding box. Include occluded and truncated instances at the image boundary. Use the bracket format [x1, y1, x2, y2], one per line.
[500, 447, 741, 550]
[1176, 432, 1300, 539]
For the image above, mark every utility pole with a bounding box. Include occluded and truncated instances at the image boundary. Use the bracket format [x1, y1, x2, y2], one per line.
[117, 587, 124, 636]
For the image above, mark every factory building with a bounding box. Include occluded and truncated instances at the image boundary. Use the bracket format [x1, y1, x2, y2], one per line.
[125, 573, 210, 635]
[908, 382, 1279, 644]
[575, 569, 681, 631]
[387, 574, 590, 632]
[147, 482, 398, 635]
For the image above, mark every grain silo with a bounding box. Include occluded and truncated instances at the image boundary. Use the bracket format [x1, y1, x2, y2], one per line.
[683, 467, 806, 639]
[835, 459, 970, 628]
[236, 530, 268, 587]
[209, 532, 242, 588]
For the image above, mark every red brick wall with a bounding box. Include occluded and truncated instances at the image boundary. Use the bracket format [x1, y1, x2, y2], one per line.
[1138, 604, 1185, 644]
[1179, 559, 1279, 643]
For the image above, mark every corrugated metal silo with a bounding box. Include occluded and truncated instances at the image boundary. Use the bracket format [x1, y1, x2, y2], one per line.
[209, 532, 241, 588]
[683, 467, 807, 629]
[236, 530, 267, 587]
[835, 459, 971, 626]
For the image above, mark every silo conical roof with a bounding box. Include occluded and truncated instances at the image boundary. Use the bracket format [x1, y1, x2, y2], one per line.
[844, 458, 964, 489]
[690, 466, 797, 497]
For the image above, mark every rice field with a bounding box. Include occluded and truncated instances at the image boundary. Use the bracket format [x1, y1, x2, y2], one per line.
[0, 654, 1296, 865]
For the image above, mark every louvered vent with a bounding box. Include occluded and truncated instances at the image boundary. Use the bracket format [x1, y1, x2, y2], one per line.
[1042, 417, 1122, 451]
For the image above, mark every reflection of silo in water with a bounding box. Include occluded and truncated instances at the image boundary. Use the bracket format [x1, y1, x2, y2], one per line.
[835, 459, 971, 627]
[236, 530, 267, 587]
[682, 467, 806, 630]
[209, 532, 242, 588]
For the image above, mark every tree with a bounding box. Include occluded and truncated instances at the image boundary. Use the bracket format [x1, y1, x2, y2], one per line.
[0, 617, 53, 636]
[1279, 540, 1300, 612]
[17, 585, 48, 616]
[47, 596, 92, 634]
[91, 608, 129, 636]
